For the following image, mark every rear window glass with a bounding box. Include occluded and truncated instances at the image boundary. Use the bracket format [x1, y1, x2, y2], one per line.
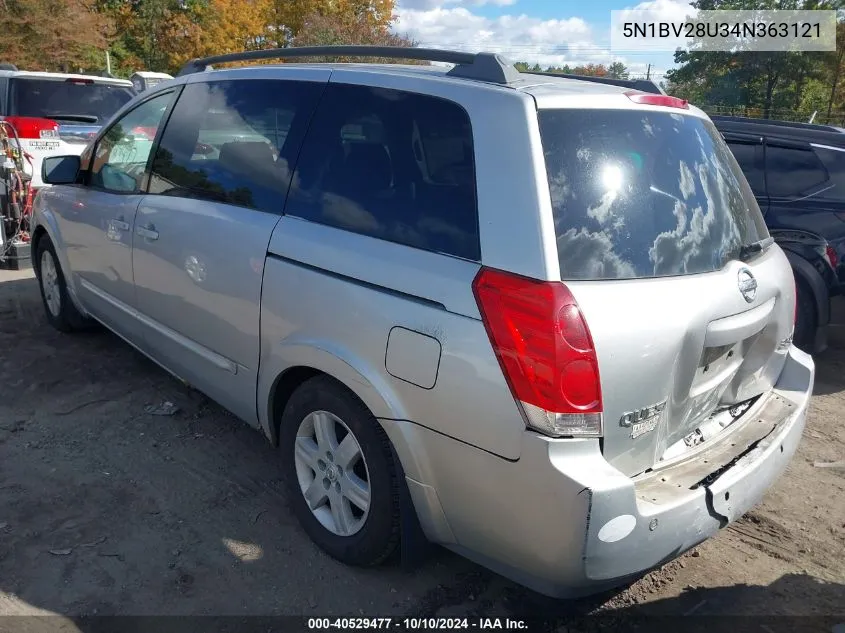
[538, 109, 768, 280]
[11, 78, 135, 124]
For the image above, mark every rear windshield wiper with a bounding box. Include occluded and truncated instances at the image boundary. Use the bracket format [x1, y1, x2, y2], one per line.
[739, 237, 775, 261]
[47, 114, 99, 124]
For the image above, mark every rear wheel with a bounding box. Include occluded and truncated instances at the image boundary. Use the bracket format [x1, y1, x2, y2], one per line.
[280, 375, 400, 566]
[793, 279, 817, 353]
[35, 238, 89, 333]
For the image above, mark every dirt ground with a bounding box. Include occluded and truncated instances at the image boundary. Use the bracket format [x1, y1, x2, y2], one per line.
[1, 268, 844, 628]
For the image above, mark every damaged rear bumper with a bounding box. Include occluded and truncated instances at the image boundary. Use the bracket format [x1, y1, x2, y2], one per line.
[578, 344, 814, 588]
[387, 346, 813, 599]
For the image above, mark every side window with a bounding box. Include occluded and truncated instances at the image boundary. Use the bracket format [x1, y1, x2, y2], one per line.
[726, 141, 764, 195]
[812, 145, 845, 202]
[148, 79, 324, 214]
[765, 143, 829, 198]
[286, 83, 480, 261]
[89, 92, 173, 193]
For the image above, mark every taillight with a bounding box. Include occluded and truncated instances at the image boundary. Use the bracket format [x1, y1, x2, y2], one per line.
[2, 116, 60, 140]
[826, 245, 838, 271]
[624, 91, 689, 110]
[472, 267, 603, 438]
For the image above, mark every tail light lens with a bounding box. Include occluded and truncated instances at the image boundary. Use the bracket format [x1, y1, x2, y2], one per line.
[825, 245, 838, 271]
[2, 116, 60, 140]
[472, 267, 603, 438]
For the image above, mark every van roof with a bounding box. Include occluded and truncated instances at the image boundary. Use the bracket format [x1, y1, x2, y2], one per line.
[131, 71, 174, 79]
[0, 70, 133, 86]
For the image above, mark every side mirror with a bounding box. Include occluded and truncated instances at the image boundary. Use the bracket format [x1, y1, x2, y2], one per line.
[42, 155, 81, 185]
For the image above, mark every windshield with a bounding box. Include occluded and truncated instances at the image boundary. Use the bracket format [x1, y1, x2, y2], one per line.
[538, 108, 769, 281]
[11, 78, 135, 124]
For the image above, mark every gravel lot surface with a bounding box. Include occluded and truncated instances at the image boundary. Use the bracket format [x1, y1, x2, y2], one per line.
[1, 268, 843, 630]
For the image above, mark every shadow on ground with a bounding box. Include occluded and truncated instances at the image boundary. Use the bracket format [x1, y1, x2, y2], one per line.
[0, 574, 842, 633]
[811, 345, 845, 395]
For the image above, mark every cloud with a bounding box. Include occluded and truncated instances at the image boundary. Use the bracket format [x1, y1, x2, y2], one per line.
[399, 0, 517, 9]
[395, 7, 607, 68]
[610, 0, 696, 54]
[627, 0, 694, 17]
[556, 227, 637, 280]
[394, 0, 689, 76]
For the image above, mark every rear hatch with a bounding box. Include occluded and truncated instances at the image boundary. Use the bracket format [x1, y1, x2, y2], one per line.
[6, 75, 135, 152]
[537, 103, 796, 477]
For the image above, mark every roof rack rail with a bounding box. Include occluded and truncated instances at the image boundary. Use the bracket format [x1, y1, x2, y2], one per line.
[522, 70, 665, 95]
[177, 45, 522, 85]
[708, 115, 842, 133]
[0, 62, 19, 71]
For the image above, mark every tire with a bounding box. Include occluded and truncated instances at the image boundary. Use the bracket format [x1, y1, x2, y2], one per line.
[35, 237, 89, 333]
[793, 279, 817, 354]
[280, 375, 400, 566]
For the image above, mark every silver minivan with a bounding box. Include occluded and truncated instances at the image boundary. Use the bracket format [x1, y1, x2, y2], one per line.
[31, 46, 814, 598]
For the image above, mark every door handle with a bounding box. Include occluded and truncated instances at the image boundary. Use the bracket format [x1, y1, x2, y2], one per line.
[136, 225, 159, 241]
[111, 219, 130, 231]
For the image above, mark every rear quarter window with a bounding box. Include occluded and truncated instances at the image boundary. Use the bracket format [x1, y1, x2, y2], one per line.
[285, 83, 480, 261]
[538, 109, 768, 280]
[765, 144, 828, 198]
[813, 145, 845, 202]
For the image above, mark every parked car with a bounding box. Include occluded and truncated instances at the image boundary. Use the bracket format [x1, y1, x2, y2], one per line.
[0, 65, 136, 188]
[713, 115, 845, 354]
[770, 228, 838, 349]
[130, 71, 174, 93]
[31, 46, 814, 599]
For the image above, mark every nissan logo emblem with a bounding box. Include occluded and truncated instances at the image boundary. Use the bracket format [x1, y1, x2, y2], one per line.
[737, 268, 758, 303]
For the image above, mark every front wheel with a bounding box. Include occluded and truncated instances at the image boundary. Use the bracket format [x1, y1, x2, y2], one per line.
[280, 376, 400, 566]
[35, 238, 89, 333]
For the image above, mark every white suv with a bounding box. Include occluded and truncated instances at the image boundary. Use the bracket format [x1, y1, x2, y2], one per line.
[0, 66, 136, 188]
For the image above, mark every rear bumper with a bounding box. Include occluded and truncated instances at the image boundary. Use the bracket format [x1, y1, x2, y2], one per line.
[387, 345, 814, 598]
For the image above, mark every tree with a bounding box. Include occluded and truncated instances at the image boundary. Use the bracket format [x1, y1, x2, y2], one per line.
[0, 0, 113, 71]
[663, 0, 839, 118]
[103, 0, 206, 74]
[193, 0, 268, 59]
[545, 65, 573, 74]
[606, 62, 629, 79]
[263, 0, 317, 47]
[293, 10, 417, 62]
[262, 0, 395, 48]
[571, 63, 607, 77]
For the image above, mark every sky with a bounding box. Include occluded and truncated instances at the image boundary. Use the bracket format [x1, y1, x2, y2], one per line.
[392, 0, 696, 80]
